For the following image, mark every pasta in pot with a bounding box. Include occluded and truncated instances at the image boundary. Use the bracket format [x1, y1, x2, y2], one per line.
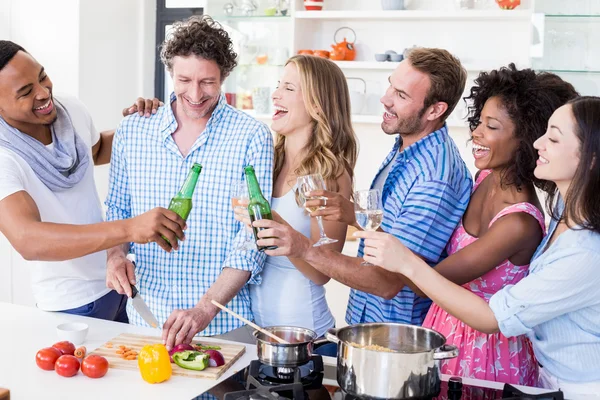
[348, 342, 396, 353]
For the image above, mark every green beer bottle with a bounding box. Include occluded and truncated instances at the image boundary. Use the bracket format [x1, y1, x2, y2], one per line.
[244, 165, 277, 252]
[163, 163, 202, 245]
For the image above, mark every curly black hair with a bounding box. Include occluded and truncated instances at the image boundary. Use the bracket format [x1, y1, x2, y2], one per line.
[0, 40, 26, 72]
[465, 63, 578, 193]
[160, 15, 237, 80]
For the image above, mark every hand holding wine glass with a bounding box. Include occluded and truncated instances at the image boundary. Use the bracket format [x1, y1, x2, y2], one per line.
[354, 189, 383, 265]
[296, 173, 338, 247]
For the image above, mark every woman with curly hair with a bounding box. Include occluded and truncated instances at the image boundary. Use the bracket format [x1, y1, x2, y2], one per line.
[237, 55, 358, 339]
[363, 65, 578, 385]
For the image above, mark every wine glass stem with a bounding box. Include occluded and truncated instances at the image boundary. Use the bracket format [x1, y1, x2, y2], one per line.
[316, 215, 328, 239]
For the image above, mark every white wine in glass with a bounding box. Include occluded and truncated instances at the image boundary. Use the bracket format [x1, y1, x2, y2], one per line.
[231, 181, 256, 251]
[296, 173, 338, 247]
[354, 189, 383, 266]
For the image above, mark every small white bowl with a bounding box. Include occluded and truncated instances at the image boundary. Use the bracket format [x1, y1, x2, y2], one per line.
[56, 322, 89, 344]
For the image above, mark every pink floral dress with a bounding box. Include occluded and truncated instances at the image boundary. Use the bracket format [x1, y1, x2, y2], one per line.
[423, 169, 545, 387]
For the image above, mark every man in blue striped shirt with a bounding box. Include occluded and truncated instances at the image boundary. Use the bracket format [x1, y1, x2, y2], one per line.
[105, 16, 273, 349]
[254, 48, 472, 326]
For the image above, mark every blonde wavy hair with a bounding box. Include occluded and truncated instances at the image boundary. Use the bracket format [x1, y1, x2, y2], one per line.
[273, 55, 358, 190]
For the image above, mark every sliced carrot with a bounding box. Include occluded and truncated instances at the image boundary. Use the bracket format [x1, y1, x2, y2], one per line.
[125, 355, 137, 360]
[116, 349, 125, 354]
[74, 346, 87, 359]
[105, 342, 113, 348]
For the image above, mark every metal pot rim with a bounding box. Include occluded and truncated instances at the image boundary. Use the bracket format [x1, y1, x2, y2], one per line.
[329, 322, 450, 354]
[253, 325, 318, 347]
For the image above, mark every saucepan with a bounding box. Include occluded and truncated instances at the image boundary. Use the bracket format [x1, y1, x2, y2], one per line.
[253, 326, 329, 367]
[325, 323, 459, 399]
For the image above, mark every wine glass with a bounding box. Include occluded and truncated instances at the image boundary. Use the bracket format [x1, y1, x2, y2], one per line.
[296, 173, 338, 247]
[354, 189, 383, 266]
[231, 181, 256, 251]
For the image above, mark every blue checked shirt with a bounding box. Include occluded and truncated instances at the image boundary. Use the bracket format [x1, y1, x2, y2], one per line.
[490, 201, 600, 382]
[106, 93, 274, 336]
[346, 125, 472, 326]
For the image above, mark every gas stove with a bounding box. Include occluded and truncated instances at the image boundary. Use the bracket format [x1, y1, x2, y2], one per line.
[207, 356, 564, 400]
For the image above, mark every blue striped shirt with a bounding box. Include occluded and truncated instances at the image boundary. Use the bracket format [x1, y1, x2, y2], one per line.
[106, 93, 274, 336]
[346, 125, 472, 325]
[490, 203, 600, 382]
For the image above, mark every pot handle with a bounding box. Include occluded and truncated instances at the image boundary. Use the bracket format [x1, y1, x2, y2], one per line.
[323, 328, 340, 345]
[433, 344, 458, 360]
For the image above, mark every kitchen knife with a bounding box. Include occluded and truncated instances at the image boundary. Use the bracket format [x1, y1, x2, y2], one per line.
[130, 284, 161, 329]
[126, 253, 160, 329]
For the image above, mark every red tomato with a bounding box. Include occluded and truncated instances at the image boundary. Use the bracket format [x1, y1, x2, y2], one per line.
[81, 355, 109, 379]
[55, 355, 80, 377]
[52, 341, 76, 356]
[36, 347, 62, 371]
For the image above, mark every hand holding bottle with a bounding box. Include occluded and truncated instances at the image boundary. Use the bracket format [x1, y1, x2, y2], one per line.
[126, 207, 187, 252]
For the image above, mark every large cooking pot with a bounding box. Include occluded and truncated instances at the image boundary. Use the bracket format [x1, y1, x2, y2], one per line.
[325, 323, 458, 399]
[253, 326, 328, 368]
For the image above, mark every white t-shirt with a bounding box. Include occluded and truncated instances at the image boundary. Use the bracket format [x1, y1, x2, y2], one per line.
[0, 95, 110, 311]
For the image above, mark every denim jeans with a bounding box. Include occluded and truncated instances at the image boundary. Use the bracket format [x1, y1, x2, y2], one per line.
[60, 290, 128, 323]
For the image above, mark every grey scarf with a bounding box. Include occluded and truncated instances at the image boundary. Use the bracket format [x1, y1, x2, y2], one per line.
[0, 98, 90, 191]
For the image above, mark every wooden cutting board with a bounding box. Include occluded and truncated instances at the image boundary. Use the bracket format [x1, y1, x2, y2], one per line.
[90, 333, 246, 379]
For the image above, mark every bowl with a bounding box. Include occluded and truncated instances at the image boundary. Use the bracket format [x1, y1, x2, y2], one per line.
[381, 0, 405, 10]
[389, 54, 404, 62]
[375, 53, 389, 62]
[56, 322, 88, 344]
[384, 50, 397, 56]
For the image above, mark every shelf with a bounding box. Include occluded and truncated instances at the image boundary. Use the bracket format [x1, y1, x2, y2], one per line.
[215, 15, 291, 22]
[242, 110, 468, 128]
[238, 64, 285, 68]
[294, 9, 532, 20]
[537, 69, 600, 74]
[544, 14, 600, 18]
[332, 60, 497, 72]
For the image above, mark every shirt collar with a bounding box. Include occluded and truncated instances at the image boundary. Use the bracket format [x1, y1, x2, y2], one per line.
[159, 92, 228, 140]
[395, 123, 449, 161]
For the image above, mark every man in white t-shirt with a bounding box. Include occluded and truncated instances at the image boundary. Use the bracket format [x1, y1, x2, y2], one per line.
[0, 41, 187, 321]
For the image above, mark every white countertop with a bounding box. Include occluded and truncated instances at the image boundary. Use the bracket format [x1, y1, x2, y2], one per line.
[0, 302, 256, 400]
[0, 301, 555, 399]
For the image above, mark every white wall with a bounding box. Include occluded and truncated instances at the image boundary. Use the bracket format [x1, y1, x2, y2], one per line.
[0, 0, 156, 306]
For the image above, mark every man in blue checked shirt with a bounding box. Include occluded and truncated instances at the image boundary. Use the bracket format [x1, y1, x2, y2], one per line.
[253, 48, 472, 328]
[105, 16, 273, 349]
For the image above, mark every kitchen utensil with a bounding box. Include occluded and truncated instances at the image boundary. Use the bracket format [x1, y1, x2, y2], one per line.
[89, 333, 246, 379]
[325, 323, 459, 399]
[314, 50, 330, 58]
[130, 285, 161, 328]
[127, 254, 161, 329]
[381, 0, 405, 10]
[496, 0, 521, 9]
[347, 77, 366, 114]
[211, 300, 289, 344]
[56, 322, 88, 344]
[332, 27, 356, 61]
[304, 0, 323, 11]
[254, 326, 329, 367]
[374, 53, 389, 62]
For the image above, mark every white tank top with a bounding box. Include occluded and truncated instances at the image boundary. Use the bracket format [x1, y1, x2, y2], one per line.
[249, 187, 335, 336]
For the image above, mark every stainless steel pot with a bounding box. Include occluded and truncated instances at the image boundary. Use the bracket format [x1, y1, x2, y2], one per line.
[253, 326, 328, 368]
[325, 323, 458, 399]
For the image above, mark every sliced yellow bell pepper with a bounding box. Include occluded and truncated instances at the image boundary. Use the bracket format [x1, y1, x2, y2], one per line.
[138, 344, 172, 384]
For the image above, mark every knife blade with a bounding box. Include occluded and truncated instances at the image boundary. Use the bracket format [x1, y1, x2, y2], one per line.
[126, 254, 160, 329]
[130, 284, 161, 329]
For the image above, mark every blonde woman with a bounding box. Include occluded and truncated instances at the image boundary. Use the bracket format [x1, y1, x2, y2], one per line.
[237, 55, 358, 339]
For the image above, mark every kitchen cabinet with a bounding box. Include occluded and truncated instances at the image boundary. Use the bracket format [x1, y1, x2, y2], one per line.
[531, 0, 600, 95]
